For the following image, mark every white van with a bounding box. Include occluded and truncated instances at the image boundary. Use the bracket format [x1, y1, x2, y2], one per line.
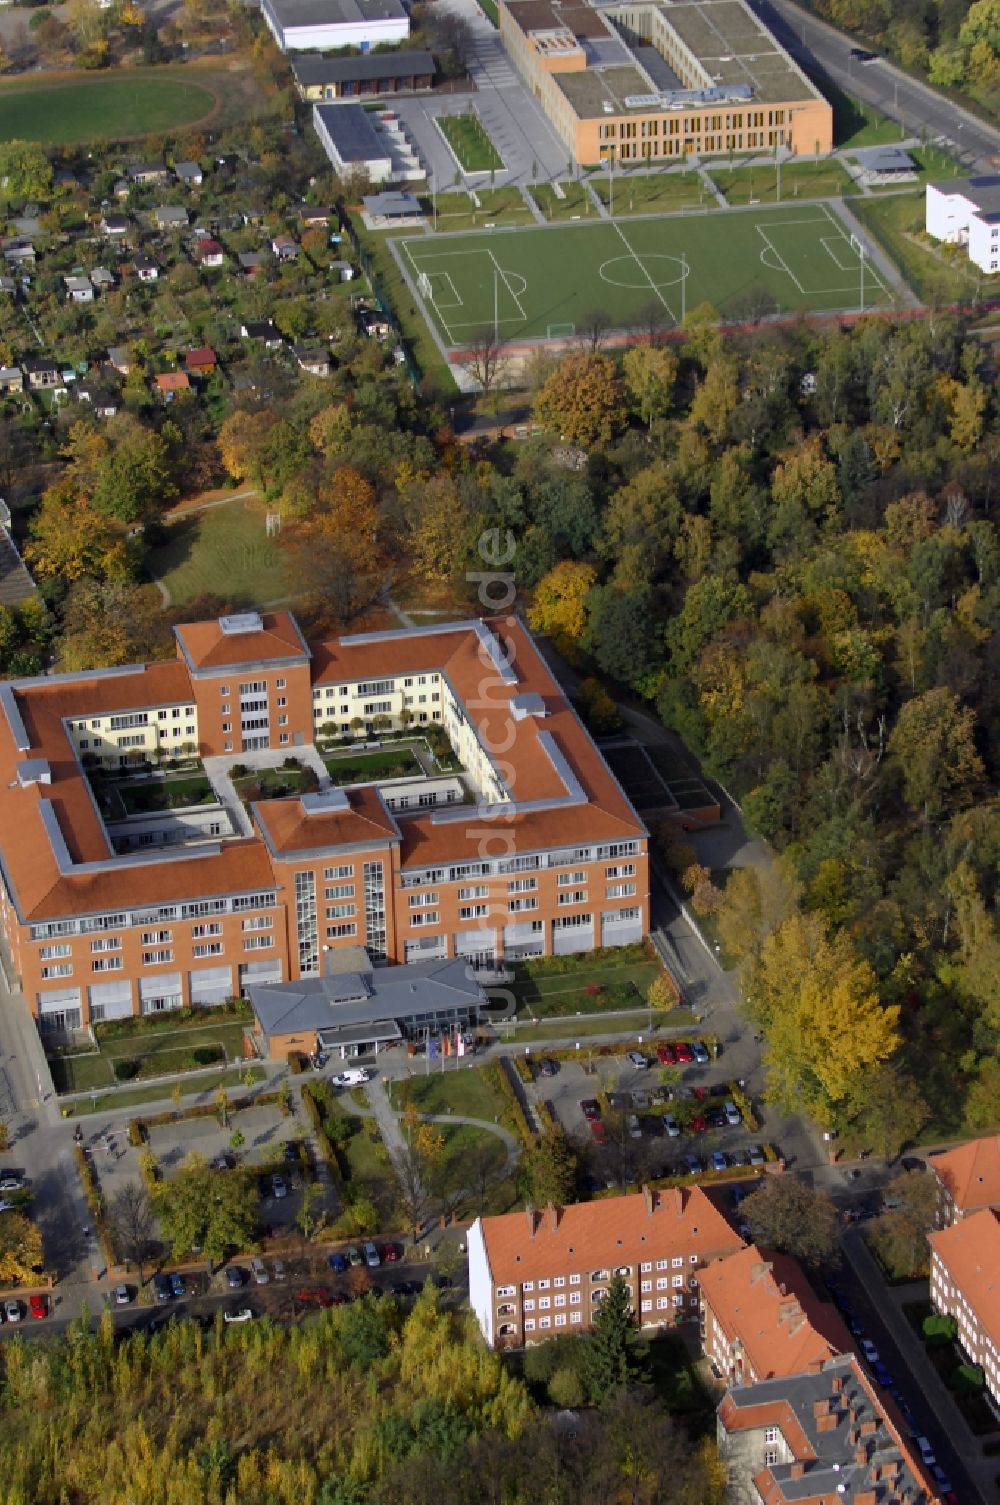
[250, 1257, 269, 1285]
[331, 1067, 372, 1088]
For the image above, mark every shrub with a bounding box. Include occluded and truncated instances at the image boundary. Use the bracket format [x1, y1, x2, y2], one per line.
[230, 763, 249, 778]
[282, 756, 301, 770]
[113, 1058, 140, 1081]
[512, 1057, 533, 1084]
[923, 1312, 958, 1344]
[191, 1046, 221, 1066]
[287, 1051, 305, 1075]
[127, 1119, 146, 1147]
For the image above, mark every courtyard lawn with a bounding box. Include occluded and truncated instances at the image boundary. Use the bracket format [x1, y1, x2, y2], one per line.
[233, 765, 318, 804]
[0, 74, 216, 144]
[711, 158, 854, 205]
[851, 191, 1000, 305]
[512, 959, 664, 1018]
[437, 113, 505, 174]
[49, 1019, 252, 1094]
[590, 171, 715, 216]
[149, 497, 292, 610]
[647, 1332, 716, 1428]
[391, 1067, 510, 1123]
[396, 199, 895, 348]
[117, 773, 214, 816]
[324, 748, 422, 784]
[530, 181, 597, 221]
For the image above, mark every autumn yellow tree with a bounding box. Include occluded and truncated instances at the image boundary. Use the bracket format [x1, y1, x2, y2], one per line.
[755, 912, 901, 1118]
[399, 475, 471, 583]
[533, 352, 627, 449]
[527, 560, 596, 649]
[26, 481, 134, 584]
[621, 343, 678, 427]
[888, 687, 985, 820]
[0, 1212, 43, 1286]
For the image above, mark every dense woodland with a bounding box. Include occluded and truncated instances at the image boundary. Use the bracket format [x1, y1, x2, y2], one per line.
[0, 1289, 721, 1505]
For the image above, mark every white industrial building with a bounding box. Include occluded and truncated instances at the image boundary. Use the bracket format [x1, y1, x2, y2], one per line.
[926, 175, 1000, 274]
[261, 0, 408, 53]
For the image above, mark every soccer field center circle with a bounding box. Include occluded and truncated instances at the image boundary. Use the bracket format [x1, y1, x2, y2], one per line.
[598, 252, 688, 292]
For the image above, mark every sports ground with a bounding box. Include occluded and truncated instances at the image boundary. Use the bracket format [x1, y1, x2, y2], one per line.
[395, 200, 892, 347]
[0, 75, 217, 144]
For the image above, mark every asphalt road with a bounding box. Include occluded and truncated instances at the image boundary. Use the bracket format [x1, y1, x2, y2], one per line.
[752, 0, 1000, 172]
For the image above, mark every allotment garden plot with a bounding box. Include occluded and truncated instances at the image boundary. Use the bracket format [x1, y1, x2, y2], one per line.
[396, 200, 892, 346]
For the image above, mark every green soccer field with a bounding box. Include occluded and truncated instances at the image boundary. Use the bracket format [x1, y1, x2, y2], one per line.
[396, 201, 894, 347]
[0, 76, 216, 144]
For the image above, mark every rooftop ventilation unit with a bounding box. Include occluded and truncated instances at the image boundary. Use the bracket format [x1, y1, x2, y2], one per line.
[219, 612, 263, 636]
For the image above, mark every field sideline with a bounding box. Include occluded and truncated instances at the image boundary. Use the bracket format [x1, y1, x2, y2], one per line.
[396, 200, 894, 346]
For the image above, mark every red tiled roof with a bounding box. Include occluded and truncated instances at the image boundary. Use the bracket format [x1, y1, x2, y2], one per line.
[175, 611, 309, 671]
[185, 347, 217, 369]
[929, 1208, 1000, 1349]
[698, 1245, 850, 1380]
[479, 1185, 743, 1286]
[254, 784, 399, 856]
[931, 1137, 1000, 1214]
[155, 371, 190, 391]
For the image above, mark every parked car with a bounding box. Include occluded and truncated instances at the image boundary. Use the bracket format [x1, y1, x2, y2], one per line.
[729, 1149, 748, 1167]
[331, 1067, 372, 1088]
[631, 1090, 651, 1111]
[347, 1246, 363, 1267]
[309, 1050, 329, 1070]
[363, 1241, 381, 1268]
[915, 1437, 936, 1468]
[711, 1151, 728, 1172]
[675, 1042, 694, 1064]
[691, 1041, 710, 1064]
[872, 1361, 893, 1388]
[536, 1058, 557, 1078]
[113, 1284, 131, 1306]
[225, 1266, 245, 1290]
[663, 1115, 681, 1138]
[860, 1338, 879, 1365]
[271, 1174, 288, 1200]
[28, 1294, 48, 1319]
[707, 1107, 727, 1129]
[272, 1259, 287, 1282]
[657, 1044, 677, 1065]
[152, 1273, 173, 1303]
[626, 1114, 642, 1139]
[747, 1144, 765, 1166]
[850, 46, 878, 61]
[329, 1252, 348, 1275]
[690, 1115, 708, 1134]
[580, 1099, 600, 1121]
[589, 1120, 608, 1146]
[223, 1306, 255, 1324]
[381, 1243, 400, 1263]
[282, 1142, 300, 1162]
[251, 1258, 269, 1286]
[0, 1172, 24, 1192]
[211, 1155, 232, 1171]
[4, 1300, 21, 1323]
[724, 1101, 742, 1126]
[626, 1050, 649, 1070]
[685, 1154, 703, 1175]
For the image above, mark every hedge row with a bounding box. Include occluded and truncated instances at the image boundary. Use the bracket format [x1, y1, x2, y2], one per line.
[300, 1086, 348, 1198]
[729, 1083, 760, 1133]
[535, 1098, 556, 1133]
[135, 1089, 281, 1135]
[73, 1145, 118, 1271]
[483, 1061, 535, 1147]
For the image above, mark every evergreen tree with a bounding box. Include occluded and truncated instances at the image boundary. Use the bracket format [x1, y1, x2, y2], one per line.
[585, 1272, 637, 1402]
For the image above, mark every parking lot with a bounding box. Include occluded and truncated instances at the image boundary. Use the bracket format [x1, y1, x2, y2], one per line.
[525, 1042, 778, 1189]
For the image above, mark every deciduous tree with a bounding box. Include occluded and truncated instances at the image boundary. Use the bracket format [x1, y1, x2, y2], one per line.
[153, 1152, 259, 1267]
[740, 1176, 838, 1265]
[533, 352, 626, 448]
[888, 688, 985, 820]
[0, 1211, 43, 1286]
[527, 560, 596, 646]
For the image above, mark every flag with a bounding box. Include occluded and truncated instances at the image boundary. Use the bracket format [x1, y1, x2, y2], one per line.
[427, 1038, 438, 1059]
[443, 1034, 451, 1057]
[456, 1034, 466, 1058]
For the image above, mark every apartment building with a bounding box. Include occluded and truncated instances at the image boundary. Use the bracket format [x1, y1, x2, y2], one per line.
[0, 611, 649, 1036]
[925, 176, 1000, 275]
[717, 1354, 940, 1505]
[467, 1184, 744, 1348]
[929, 1208, 1000, 1404]
[928, 1134, 1000, 1226]
[699, 1244, 850, 1387]
[498, 0, 832, 168]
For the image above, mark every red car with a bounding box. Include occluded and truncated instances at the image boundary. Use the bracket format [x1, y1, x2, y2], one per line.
[589, 1120, 609, 1146]
[293, 1288, 336, 1308]
[657, 1044, 678, 1066]
[690, 1115, 708, 1134]
[381, 1243, 399, 1264]
[28, 1294, 48, 1319]
[580, 1099, 600, 1122]
[675, 1042, 694, 1064]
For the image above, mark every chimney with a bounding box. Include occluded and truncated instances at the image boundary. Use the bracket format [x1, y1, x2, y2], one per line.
[855, 1447, 869, 1467]
[817, 1414, 839, 1433]
[789, 1463, 806, 1480]
[813, 1399, 830, 1419]
[832, 1375, 844, 1392]
[673, 1186, 684, 1216]
[643, 1183, 654, 1216]
[547, 1202, 560, 1232]
[861, 1419, 877, 1436]
[525, 1206, 537, 1237]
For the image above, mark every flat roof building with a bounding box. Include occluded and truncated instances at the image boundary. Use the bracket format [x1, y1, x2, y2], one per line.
[313, 102, 393, 185]
[0, 611, 648, 1037]
[262, 0, 408, 53]
[926, 175, 1000, 274]
[292, 48, 434, 101]
[498, 0, 832, 166]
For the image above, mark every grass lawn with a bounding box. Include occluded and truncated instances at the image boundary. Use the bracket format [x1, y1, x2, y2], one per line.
[590, 171, 715, 215]
[356, 227, 456, 392]
[397, 199, 893, 348]
[0, 74, 216, 144]
[324, 748, 421, 784]
[828, 82, 906, 149]
[530, 181, 596, 221]
[647, 1332, 715, 1429]
[425, 187, 534, 234]
[851, 191, 1000, 304]
[49, 1020, 251, 1094]
[474, 0, 499, 21]
[859, 142, 965, 192]
[149, 497, 292, 610]
[233, 765, 318, 803]
[117, 773, 214, 815]
[501, 1010, 680, 1042]
[513, 959, 663, 1018]
[711, 159, 854, 205]
[437, 113, 504, 173]
[391, 1066, 509, 1123]
[61, 1066, 265, 1115]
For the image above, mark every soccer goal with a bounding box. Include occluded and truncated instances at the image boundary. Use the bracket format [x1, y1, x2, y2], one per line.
[417, 271, 433, 299]
[546, 323, 576, 339]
